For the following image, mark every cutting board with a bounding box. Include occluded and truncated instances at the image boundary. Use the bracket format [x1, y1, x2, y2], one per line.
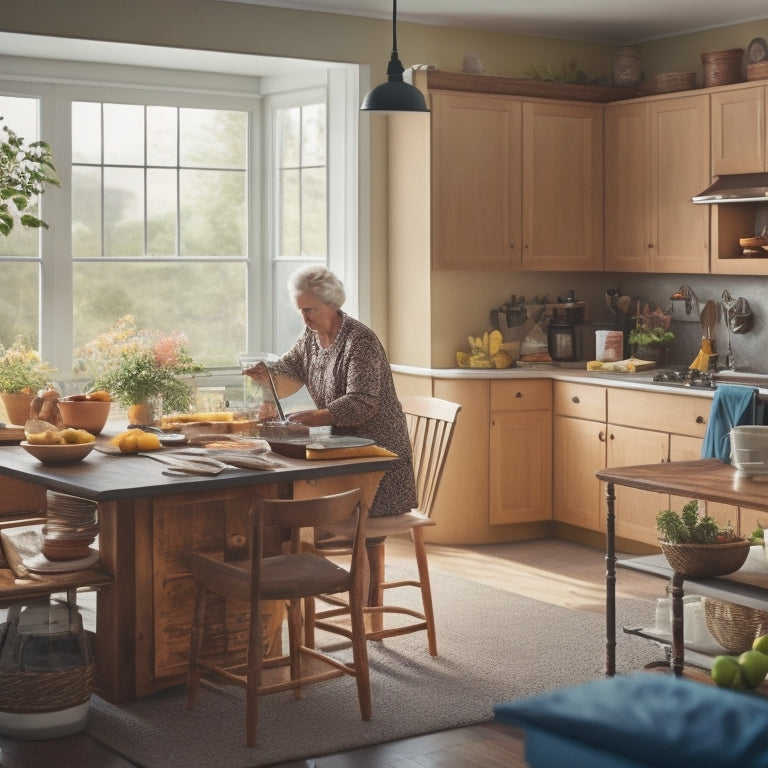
[0, 425, 25, 444]
[266, 436, 374, 459]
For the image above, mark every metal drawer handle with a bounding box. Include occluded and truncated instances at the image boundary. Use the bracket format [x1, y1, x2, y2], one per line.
[571, 396, 580, 404]
[516, 391, 522, 398]
[696, 415, 704, 424]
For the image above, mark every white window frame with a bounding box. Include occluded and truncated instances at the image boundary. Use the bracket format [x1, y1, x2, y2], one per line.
[0, 47, 363, 382]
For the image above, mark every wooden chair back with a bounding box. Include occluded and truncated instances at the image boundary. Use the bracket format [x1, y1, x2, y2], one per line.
[400, 396, 461, 519]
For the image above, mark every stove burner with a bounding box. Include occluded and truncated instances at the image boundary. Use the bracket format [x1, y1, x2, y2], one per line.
[651, 369, 717, 389]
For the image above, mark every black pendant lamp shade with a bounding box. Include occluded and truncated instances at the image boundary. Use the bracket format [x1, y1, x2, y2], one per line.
[360, 0, 429, 113]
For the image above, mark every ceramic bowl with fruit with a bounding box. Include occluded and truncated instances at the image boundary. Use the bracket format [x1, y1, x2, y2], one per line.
[57, 391, 112, 435]
[21, 440, 95, 465]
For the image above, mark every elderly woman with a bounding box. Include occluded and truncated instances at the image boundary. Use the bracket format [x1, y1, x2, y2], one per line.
[244, 265, 417, 518]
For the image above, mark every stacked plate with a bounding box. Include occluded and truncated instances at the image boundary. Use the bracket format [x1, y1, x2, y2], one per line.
[42, 491, 99, 561]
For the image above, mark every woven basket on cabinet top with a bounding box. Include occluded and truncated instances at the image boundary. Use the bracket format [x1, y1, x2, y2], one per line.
[659, 539, 750, 579]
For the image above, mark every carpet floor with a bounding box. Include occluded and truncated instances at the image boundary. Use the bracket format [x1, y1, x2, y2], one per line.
[86, 564, 661, 767]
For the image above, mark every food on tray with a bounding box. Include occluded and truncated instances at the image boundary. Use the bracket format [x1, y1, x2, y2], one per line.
[160, 412, 235, 428]
[110, 429, 162, 453]
[586, 357, 655, 373]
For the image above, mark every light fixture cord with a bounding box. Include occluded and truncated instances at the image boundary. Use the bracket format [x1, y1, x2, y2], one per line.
[386, 0, 405, 81]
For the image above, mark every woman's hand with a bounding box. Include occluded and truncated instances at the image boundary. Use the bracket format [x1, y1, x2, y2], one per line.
[242, 360, 270, 385]
[287, 408, 337, 428]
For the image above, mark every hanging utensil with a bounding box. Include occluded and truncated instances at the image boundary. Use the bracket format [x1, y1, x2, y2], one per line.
[722, 290, 737, 371]
[700, 300, 717, 339]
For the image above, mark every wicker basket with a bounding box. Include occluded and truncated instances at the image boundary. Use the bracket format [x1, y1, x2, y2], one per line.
[701, 49, 744, 87]
[659, 538, 750, 579]
[747, 61, 768, 81]
[0, 603, 94, 715]
[639, 72, 696, 95]
[704, 598, 768, 653]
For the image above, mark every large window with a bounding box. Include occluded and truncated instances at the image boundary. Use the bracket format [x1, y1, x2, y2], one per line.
[71, 101, 249, 368]
[0, 46, 360, 386]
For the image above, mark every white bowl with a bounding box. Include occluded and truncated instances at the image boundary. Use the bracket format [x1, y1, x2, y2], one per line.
[20, 441, 95, 465]
[731, 425, 768, 475]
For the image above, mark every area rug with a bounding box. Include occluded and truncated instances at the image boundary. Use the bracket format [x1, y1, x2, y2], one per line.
[86, 566, 662, 768]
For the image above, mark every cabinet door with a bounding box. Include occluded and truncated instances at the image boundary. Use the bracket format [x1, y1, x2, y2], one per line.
[607, 424, 669, 546]
[647, 94, 710, 274]
[711, 86, 766, 175]
[522, 101, 603, 271]
[604, 101, 650, 272]
[431, 92, 522, 270]
[489, 409, 552, 524]
[553, 414, 607, 530]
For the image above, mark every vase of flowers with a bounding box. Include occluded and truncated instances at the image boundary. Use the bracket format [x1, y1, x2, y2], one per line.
[0, 337, 56, 424]
[75, 316, 203, 424]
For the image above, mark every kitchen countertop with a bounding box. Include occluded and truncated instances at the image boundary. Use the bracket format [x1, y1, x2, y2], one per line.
[391, 364, 768, 399]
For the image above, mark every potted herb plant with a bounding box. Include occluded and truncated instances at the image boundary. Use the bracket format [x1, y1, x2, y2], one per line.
[656, 500, 749, 578]
[628, 323, 674, 364]
[0, 116, 59, 236]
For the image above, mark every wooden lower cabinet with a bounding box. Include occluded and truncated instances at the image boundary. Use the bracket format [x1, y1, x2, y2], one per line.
[553, 382, 607, 531]
[428, 378, 552, 544]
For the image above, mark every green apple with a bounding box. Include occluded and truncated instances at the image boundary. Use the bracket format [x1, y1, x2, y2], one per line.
[711, 655, 743, 688]
[738, 649, 768, 688]
[752, 633, 768, 655]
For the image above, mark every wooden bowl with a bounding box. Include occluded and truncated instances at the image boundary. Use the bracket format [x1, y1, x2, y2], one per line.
[57, 400, 112, 435]
[20, 441, 95, 465]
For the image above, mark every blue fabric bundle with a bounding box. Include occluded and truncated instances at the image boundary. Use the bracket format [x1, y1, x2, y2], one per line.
[701, 385, 755, 461]
[494, 672, 768, 768]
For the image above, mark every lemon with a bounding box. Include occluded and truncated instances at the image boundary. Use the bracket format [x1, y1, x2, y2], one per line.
[753, 634, 768, 655]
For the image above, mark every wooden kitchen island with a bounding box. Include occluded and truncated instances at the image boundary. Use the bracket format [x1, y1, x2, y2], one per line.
[0, 440, 392, 703]
[597, 459, 768, 678]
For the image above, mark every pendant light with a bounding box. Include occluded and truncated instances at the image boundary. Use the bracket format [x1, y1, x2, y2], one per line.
[360, 0, 429, 113]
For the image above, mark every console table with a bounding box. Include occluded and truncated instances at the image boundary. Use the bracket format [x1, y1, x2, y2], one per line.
[596, 459, 768, 677]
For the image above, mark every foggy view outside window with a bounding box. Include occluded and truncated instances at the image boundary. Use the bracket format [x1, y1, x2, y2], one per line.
[71, 103, 249, 368]
[0, 95, 43, 348]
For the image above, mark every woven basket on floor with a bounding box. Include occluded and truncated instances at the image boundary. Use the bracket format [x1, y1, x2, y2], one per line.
[659, 539, 750, 579]
[705, 598, 768, 654]
[0, 603, 94, 714]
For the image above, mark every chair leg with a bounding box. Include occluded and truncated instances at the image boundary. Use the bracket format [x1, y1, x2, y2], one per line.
[287, 598, 303, 698]
[186, 582, 207, 711]
[304, 596, 316, 649]
[366, 540, 385, 635]
[412, 527, 437, 656]
[245, 586, 264, 747]
[348, 579, 372, 721]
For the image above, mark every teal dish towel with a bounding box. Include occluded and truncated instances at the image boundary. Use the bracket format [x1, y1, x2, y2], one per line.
[701, 385, 755, 461]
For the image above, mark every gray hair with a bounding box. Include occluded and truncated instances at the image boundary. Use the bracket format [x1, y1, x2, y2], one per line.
[287, 265, 346, 309]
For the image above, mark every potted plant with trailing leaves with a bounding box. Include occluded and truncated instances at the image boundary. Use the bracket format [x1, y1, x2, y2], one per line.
[656, 500, 749, 578]
[0, 116, 59, 236]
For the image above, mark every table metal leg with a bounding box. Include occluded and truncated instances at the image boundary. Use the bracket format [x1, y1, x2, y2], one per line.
[605, 481, 616, 677]
[670, 571, 685, 676]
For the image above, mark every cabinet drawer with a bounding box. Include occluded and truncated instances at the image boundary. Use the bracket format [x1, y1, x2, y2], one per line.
[608, 389, 709, 438]
[554, 382, 606, 421]
[490, 379, 551, 411]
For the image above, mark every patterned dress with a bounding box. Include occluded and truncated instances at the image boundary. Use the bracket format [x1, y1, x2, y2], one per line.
[271, 312, 417, 517]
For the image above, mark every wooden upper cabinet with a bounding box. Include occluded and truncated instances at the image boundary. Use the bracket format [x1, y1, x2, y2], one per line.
[605, 94, 710, 274]
[604, 101, 649, 272]
[648, 94, 711, 274]
[521, 101, 604, 271]
[711, 86, 767, 175]
[431, 92, 522, 270]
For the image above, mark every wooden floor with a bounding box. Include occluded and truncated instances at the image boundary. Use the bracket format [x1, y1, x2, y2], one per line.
[0, 537, 667, 768]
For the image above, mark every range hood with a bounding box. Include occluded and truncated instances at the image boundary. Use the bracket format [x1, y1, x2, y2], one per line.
[692, 173, 768, 204]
